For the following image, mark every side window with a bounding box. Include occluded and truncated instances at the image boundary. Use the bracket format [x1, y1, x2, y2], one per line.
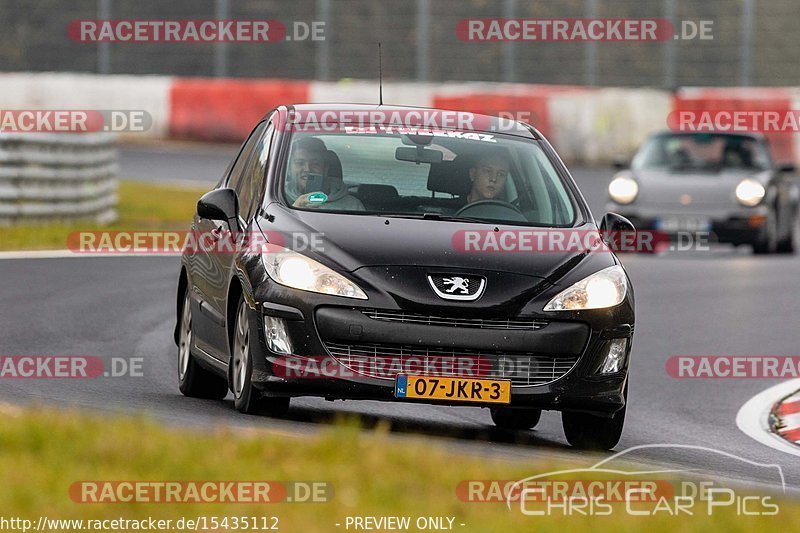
[238, 122, 275, 221]
[227, 121, 266, 193]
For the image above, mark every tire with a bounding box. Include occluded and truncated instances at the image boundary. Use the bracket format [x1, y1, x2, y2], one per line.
[776, 213, 797, 254]
[177, 290, 228, 399]
[562, 385, 627, 451]
[490, 408, 542, 430]
[753, 210, 778, 255]
[230, 296, 290, 417]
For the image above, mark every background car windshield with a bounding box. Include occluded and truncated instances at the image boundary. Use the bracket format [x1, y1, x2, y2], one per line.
[632, 133, 771, 172]
[281, 130, 576, 226]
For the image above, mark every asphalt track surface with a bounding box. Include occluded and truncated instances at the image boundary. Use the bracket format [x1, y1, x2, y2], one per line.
[1, 142, 798, 496]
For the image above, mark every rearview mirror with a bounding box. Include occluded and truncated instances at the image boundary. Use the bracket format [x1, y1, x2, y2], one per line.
[396, 146, 443, 165]
[197, 188, 239, 223]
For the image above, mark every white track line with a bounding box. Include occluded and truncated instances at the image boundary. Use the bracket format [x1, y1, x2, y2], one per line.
[0, 250, 177, 260]
[736, 379, 800, 458]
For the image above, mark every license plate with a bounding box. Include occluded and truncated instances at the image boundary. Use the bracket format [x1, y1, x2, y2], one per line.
[655, 216, 711, 232]
[394, 375, 511, 404]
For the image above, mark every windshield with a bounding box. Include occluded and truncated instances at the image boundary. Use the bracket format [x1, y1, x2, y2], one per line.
[280, 129, 577, 226]
[632, 133, 771, 172]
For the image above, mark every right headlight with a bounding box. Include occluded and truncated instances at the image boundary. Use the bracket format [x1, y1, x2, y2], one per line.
[543, 265, 628, 311]
[261, 245, 368, 299]
[735, 179, 766, 207]
[608, 175, 639, 205]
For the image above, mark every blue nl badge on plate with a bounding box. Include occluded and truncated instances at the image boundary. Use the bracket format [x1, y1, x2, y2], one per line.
[395, 374, 408, 398]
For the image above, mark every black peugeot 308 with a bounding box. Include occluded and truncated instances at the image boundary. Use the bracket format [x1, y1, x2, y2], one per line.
[175, 104, 635, 450]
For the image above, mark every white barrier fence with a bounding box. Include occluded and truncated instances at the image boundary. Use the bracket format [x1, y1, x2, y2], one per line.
[0, 133, 118, 225]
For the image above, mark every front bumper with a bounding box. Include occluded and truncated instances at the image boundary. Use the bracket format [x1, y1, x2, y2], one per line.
[608, 203, 769, 246]
[246, 292, 632, 417]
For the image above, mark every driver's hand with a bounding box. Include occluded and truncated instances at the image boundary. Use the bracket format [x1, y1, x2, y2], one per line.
[293, 193, 321, 208]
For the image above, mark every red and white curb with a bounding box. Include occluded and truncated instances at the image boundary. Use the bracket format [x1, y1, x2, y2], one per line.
[737, 379, 800, 457]
[771, 389, 800, 446]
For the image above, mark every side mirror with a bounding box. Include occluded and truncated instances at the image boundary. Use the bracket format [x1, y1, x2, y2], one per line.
[197, 188, 239, 223]
[600, 212, 635, 233]
[611, 156, 629, 170]
[599, 212, 636, 250]
[779, 162, 796, 173]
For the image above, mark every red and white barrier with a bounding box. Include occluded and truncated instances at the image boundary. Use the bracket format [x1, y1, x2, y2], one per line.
[772, 390, 800, 446]
[0, 72, 799, 165]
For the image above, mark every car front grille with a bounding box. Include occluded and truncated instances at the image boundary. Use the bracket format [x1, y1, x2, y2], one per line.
[323, 342, 578, 387]
[360, 309, 549, 331]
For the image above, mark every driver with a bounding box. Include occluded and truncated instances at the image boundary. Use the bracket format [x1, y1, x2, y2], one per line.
[464, 150, 510, 204]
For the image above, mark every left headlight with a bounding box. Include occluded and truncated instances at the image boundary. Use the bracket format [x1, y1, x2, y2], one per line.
[543, 265, 628, 311]
[735, 179, 766, 207]
[261, 246, 368, 299]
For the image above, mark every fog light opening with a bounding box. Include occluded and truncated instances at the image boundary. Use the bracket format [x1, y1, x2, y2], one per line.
[599, 338, 628, 374]
[265, 316, 293, 355]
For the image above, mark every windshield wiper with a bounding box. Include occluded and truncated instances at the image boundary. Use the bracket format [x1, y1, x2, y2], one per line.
[381, 212, 488, 224]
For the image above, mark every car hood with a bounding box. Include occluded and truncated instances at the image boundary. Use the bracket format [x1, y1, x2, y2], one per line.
[260, 204, 606, 283]
[631, 168, 771, 208]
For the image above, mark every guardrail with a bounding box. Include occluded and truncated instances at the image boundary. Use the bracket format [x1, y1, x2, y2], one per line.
[0, 133, 118, 225]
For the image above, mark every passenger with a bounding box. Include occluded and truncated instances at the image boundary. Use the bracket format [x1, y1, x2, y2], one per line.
[286, 137, 364, 211]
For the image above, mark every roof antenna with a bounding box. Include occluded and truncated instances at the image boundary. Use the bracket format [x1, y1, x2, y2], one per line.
[378, 42, 383, 106]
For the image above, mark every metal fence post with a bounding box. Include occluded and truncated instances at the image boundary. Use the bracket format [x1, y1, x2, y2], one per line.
[502, 0, 516, 83]
[213, 0, 230, 77]
[663, 0, 676, 88]
[97, 0, 111, 74]
[740, 0, 754, 86]
[316, 0, 331, 81]
[416, 0, 431, 82]
[584, 0, 598, 86]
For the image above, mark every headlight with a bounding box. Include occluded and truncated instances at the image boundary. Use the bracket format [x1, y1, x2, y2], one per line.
[735, 179, 766, 207]
[544, 265, 628, 311]
[608, 176, 639, 204]
[261, 245, 368, 299]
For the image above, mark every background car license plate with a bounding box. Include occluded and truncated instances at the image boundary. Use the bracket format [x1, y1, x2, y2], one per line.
[395, 375, 511, 404]
[655, 216, 711, 232]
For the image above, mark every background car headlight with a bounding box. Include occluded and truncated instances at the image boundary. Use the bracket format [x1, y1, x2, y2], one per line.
[544, 265, 628, 311]
[735, 179, 766, 207]
[261, 246, 368, 299]
[608, 175, 639, 204]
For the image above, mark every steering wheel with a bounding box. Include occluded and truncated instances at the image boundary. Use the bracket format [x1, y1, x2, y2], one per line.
[455, 199, 526, 221]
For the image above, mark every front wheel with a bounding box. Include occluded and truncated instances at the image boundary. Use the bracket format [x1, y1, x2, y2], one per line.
[753, 210, 778, 255]
[230, 297, 290, 417]
[562, 385, 627, 450]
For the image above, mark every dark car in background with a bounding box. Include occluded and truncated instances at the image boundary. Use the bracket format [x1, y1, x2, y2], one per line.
[174, 104, 636, 450]
[607, 131, 799, 254]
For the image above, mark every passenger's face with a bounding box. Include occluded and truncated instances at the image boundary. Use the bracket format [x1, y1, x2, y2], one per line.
[469, 156, 510, 200]
[291, 148, 327, 191]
